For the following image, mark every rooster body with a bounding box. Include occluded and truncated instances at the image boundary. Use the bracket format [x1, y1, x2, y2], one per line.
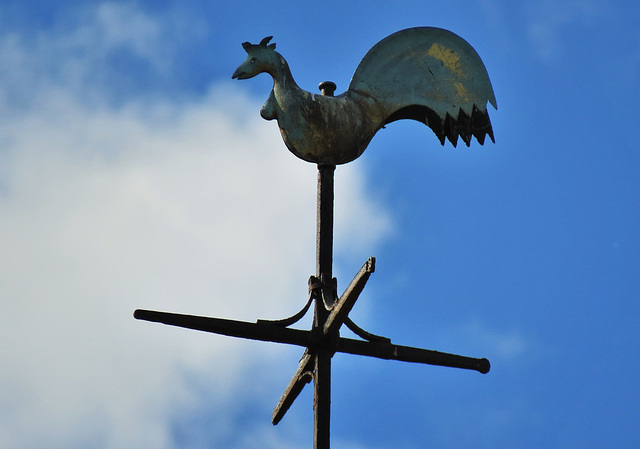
[232, 27, 497, 165]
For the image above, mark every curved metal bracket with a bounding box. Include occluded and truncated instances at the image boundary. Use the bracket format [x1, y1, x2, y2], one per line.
[257, 288, 314, 328]
[344, 317, 391, 343]
[321, 276, 338, 311]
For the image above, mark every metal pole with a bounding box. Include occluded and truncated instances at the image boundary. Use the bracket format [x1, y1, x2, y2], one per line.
[316, 164, 334, 282]
[314, 162, 335, 449]
[314, 81, 338, 449]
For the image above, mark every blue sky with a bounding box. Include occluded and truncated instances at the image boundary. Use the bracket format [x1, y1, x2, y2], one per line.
[1, 1, 638, 448]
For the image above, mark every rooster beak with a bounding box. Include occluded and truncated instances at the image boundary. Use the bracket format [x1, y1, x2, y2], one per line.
[232, 67, 247, 80]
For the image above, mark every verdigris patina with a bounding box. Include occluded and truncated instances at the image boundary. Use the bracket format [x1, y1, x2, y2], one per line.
[232, 27, 497, 165]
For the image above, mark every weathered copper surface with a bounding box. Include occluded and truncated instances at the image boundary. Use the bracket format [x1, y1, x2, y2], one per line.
[232, 28, 497, 165]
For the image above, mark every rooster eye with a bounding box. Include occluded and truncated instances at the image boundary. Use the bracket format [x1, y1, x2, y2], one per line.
[250, 57, 257, 63]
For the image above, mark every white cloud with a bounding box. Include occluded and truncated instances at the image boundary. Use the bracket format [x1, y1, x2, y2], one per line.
[0, 2, 200, 109]
[94, 3, 164, 58]
[0, 5, 391, 448]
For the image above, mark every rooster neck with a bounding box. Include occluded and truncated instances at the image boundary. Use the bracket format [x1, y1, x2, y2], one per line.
[270, 54, 303, 97]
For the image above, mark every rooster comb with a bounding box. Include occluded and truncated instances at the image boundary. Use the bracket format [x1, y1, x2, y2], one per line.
[242, 36, 276, 51]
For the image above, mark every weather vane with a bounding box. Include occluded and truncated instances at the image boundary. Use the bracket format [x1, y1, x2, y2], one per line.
[135, 26, 497, 449]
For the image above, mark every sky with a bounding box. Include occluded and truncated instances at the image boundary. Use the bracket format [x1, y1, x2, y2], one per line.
[1, 1, 639, 448]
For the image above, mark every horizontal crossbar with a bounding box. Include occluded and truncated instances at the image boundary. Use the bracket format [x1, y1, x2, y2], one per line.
[337, 338, 490, 373]
[133, 309, 489, 373]
[133, 309, 311, 347]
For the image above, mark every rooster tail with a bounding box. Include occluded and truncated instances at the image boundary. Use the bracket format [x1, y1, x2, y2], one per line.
[348, 27, 497, 147]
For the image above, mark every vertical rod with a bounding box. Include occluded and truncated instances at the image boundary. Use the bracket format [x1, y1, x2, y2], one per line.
[314, 347, 332, 449]
[314, 81, 337, 449]
[314, 163, 335, 449]
[316, 164, 335, 283]
[316, 81, 337, 287]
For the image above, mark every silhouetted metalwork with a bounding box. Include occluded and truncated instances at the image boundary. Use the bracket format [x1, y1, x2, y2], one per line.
[135, 27, 496, 449]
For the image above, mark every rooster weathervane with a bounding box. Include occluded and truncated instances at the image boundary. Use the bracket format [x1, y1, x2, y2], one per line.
[135, 27, 497, 449]
[232, 27, 497, 164]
